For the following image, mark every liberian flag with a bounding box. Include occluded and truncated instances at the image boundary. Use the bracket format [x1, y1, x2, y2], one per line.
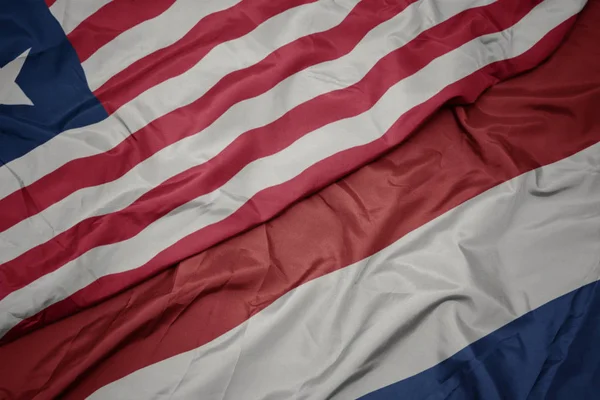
[0, 0, 598, 398]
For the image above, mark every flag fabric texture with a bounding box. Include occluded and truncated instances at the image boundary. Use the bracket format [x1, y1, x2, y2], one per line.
[0, 0, 599, 398]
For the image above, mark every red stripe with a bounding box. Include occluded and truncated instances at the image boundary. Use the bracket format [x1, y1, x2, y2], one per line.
[0, 0, 414, 237]
[0, 0, 538, 304]
[45, 0, 56, 7]
[95, 0, 318, 113]
[0, 5, 596, 398]
[68, 0, 176, 63]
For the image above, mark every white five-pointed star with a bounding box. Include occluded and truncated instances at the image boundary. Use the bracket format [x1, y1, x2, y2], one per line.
[0, 48, 33, 106]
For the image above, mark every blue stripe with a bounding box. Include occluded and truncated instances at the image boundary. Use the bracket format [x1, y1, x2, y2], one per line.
[362, 281, 600, 400]
[0, 0, 107, 165]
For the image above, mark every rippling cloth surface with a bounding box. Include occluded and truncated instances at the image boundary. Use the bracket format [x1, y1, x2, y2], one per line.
[1, 0, 599, 398]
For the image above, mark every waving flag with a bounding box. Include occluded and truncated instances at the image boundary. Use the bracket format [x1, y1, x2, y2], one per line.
[0, 0, 598, 398]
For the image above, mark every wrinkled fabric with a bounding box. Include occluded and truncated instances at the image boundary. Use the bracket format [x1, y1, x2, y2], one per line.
[0, 1, 600, 398]
[0, 0, 599, 399]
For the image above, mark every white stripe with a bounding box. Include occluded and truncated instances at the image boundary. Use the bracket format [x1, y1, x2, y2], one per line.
[82, 0, 241, 91]
[89, 116, 600, 400]
[0, 0, 359, 203]
[0, 0, 583, 338]
[0, 0, 494, 266]
[49, 0, 112, 35]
